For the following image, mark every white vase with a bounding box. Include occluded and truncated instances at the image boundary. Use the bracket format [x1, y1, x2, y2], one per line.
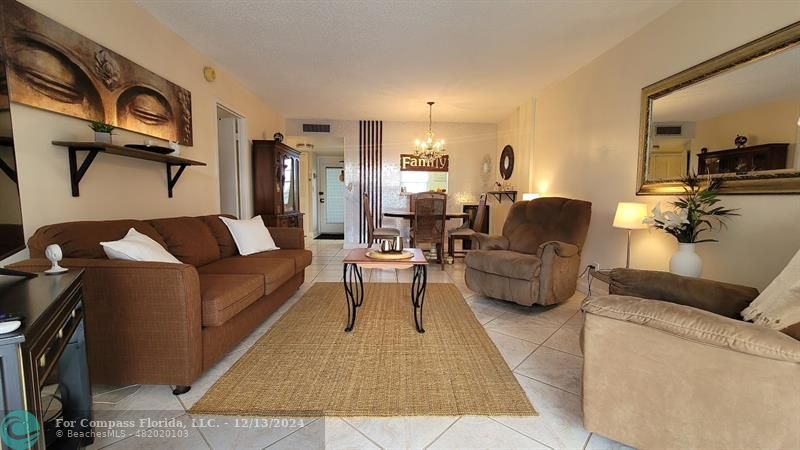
[670, 243, 703, 277]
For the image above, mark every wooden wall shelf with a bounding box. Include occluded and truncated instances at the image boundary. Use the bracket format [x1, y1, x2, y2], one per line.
[487, 191, 517, 203]
[52, 141, 206, 198]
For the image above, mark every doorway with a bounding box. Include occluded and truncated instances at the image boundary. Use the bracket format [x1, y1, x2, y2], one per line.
[216, 105, 246, 217]
[317, 155, 345, 236]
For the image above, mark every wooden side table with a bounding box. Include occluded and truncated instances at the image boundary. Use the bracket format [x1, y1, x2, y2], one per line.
[341, 248, 429, 333]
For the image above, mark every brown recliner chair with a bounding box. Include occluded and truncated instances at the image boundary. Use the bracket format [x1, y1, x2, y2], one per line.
[464, 197, 591, 306]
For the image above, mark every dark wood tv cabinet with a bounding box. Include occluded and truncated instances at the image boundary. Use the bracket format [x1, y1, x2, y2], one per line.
[0, 270, 92, 449]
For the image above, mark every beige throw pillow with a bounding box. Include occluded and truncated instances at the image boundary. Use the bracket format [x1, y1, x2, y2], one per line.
[741, 247, 800, 330]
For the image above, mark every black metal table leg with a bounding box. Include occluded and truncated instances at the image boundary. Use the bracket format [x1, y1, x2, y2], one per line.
[343, 263, 363, 332]
[411, 264, 427, 333]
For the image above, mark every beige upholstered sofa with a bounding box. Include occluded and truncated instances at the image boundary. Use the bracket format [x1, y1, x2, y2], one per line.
[581, 269, 800, 449]
[464, 197, 591, 306]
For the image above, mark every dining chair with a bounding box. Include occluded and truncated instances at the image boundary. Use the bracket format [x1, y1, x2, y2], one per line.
[410, 192, 447, 269]
[363, 193, 400, 246]
[447, 193, 488, 261]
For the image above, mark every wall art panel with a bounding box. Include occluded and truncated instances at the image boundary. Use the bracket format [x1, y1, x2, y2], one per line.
[0, 0, 193, 145]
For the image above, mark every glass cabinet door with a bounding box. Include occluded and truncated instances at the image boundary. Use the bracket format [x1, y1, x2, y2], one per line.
[282, 155, 297, 212]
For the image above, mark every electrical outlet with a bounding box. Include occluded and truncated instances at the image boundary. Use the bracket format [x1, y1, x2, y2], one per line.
[588, 262, 601, 271]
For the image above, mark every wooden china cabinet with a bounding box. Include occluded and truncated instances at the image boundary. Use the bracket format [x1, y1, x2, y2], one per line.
[252, 140, 304, 228]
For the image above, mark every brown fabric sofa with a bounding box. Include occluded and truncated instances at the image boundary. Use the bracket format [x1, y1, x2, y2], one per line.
[464, 197, 591, 306]
[9, 215, 311, 394]
[582, 269, 800, 449]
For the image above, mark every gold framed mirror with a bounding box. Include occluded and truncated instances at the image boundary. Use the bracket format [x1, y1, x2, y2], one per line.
[637, 21, 800, 195]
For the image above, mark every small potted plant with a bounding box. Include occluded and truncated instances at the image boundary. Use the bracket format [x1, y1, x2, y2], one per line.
[643, 173, 738, 277]
[89, 121, 115, 144]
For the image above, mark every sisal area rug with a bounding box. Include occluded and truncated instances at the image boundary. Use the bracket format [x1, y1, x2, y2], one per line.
[190, 282, 536, 417]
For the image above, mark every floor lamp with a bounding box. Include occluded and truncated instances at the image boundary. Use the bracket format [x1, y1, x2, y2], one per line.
[612, 202, 648, 268]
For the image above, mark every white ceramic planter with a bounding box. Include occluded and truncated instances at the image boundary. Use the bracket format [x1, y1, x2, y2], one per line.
[94, 131, 112, 144]
[669, 243, 703, 277]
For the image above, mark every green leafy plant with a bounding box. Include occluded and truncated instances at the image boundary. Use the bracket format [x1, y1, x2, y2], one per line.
[643, 173, 739, 243]
[88, 121, 115, 133]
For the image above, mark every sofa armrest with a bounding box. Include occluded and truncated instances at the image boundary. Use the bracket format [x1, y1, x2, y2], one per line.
[9, 258, 203, 385]
[537, 241, 581, 305]
[470, 233, 509, 250]
[537, 240, 579, 258]
[607, 268, 759, 319]
[268, 227, 305, 249]
[582, 294, 800, 363]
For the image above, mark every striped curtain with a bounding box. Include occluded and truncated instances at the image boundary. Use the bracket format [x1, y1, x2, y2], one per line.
[359, 120, 383, 244]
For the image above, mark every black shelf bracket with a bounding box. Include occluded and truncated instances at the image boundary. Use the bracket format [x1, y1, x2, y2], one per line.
[488, 191, 517, 203]
[167, 163, 187, 198]
[68, 148, 100, 197]
[0, 158, 17, 184]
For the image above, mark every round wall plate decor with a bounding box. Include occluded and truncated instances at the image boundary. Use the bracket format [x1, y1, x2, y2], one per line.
[500, 145, 515, 180]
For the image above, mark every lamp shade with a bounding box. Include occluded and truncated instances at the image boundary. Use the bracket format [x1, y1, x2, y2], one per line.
[522, 193, 540, 201]
[613, 202, 648, 230]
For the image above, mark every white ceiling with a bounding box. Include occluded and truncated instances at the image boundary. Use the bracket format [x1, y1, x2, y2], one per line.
[285, 135, 345, 156]
[653, 44, 800, 123]
[138, 0, 677, 123]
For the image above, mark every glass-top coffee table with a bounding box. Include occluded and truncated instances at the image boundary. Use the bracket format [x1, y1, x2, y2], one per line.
[341, 248, 429, 333]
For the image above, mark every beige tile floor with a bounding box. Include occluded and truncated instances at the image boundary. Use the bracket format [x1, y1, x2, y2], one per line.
[87, 239, 634, 450]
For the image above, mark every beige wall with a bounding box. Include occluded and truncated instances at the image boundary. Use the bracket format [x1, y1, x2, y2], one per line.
[494, 99, 535, 234]
[286, 119, 496, 244]
[3, 0, 283, 264]
[693, 96, 800, 170]
[529, 1, 800, 289]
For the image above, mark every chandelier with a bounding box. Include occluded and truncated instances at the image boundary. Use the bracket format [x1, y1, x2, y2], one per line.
[414, 101, 446, 162]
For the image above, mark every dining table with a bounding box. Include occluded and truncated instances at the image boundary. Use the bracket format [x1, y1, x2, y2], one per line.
[383, 211, 470, 221]
[383, 211, 471, 262]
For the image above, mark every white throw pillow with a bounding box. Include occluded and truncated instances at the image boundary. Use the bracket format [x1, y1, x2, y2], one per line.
[741, 247, 800, 329]
[219, 216, 279, 256]
[100, 228, 182, 263]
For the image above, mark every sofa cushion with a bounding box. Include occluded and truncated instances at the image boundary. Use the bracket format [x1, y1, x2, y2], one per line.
[199, 215, 238, 258]
[610, 268, 759, 319]
[465, 250, 542, 280]
[583, 294, 800, 363]
[782, 322, 800, 340]
[27, 220, 167, 259]
[149, 217, 221, 266]
[199, 274, 264, 326]
[198, 257, 295, 296]
[242, 249, 312, 273]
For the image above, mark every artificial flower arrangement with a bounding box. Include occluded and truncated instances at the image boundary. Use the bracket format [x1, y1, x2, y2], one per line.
[643, 173, 738, 243]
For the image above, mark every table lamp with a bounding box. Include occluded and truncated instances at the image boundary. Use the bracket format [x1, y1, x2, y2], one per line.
[613, 202, 648, 268]
[522, 193, 540, 201]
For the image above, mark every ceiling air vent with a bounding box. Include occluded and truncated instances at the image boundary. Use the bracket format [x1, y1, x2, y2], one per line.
[303, 123, 331, 133]
[655, 125, 683, 136]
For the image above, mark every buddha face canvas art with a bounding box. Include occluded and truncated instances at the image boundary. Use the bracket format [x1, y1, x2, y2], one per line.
[0, 0, 193, 145]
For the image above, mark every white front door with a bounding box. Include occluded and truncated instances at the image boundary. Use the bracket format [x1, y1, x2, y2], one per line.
[317, 157, 345, 234]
